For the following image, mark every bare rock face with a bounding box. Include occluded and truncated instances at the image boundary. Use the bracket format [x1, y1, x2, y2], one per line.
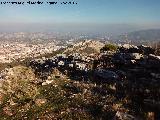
[114, 111, 135, 120]
[129, 53, 144, 60]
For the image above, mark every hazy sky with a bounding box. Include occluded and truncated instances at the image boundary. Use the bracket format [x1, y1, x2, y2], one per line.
[0, 0, 160, 32]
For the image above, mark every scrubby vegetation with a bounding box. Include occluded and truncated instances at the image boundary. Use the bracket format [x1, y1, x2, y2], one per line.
[100, 44, 118, 52]
[0, 66, 120, 119]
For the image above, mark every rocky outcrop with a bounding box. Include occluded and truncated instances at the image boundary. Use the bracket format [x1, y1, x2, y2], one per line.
[63, 40, 104, 55]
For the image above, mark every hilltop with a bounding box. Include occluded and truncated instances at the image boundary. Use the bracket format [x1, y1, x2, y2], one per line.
[63, 40, 104, 55]
[0, 41, 160, 119]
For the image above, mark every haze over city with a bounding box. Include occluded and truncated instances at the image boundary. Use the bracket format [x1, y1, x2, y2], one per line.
[0, 0, 160, 33]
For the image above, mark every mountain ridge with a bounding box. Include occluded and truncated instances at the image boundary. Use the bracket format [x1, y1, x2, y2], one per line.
[117, 29, 160, 42]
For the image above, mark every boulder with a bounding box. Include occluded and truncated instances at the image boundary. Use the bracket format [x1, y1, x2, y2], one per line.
[138, 45, 155, 55]
[130, 53, 143, 60]
[94, 69, 119, 83]
[115, 111, 135, 120]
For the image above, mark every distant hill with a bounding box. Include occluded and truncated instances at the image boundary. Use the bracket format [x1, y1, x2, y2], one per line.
[118, 29, 160, 43]
[63, 40, 104, 55]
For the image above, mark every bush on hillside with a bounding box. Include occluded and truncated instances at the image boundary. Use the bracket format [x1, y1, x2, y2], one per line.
[101, 44, 118, 52]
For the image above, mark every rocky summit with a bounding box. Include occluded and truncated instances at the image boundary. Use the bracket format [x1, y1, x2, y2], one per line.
[63, 40, 105, 55]
[0, 41, 160, 120]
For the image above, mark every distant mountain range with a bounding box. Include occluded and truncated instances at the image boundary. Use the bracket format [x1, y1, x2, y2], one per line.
[117, 29, 160, 42]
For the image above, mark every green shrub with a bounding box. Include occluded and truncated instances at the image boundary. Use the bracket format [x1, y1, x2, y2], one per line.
[101, 44, 118, 52]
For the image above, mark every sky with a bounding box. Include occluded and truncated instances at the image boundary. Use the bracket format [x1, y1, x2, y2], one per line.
[0, 0, 160, 32]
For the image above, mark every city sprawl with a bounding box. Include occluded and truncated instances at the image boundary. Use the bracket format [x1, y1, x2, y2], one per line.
[0, 32, 79, 63]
